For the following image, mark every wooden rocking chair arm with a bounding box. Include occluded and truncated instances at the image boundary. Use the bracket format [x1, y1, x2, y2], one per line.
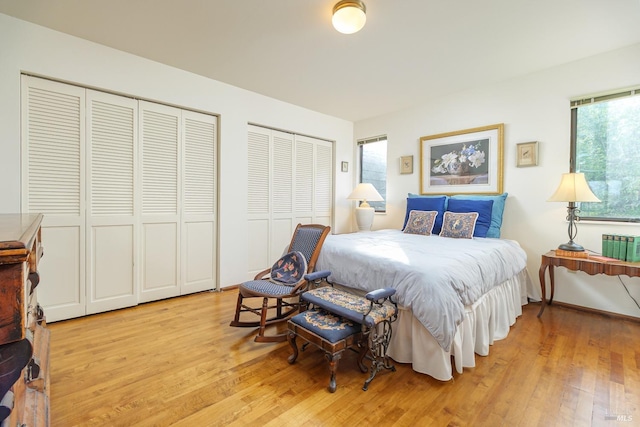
[253, 268, 271, 280]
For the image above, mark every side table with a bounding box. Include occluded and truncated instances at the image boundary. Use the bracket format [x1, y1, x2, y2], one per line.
[538, 250, 640, 317]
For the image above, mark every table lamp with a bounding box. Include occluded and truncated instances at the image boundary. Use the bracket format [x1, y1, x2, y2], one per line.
[547, 172, 600, 251]
[347, 183, 383, 231]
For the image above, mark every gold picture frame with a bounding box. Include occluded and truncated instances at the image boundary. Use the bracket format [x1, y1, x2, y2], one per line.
[516, 141, 538, 167]
[400, 155, 413, 174]
[420, 123, 504, 195]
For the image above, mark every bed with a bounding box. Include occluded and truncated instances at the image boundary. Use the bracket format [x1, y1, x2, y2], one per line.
[316, 194, 530, 381]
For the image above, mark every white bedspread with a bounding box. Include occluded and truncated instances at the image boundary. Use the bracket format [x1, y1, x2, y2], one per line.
[316, 229, 527, 351]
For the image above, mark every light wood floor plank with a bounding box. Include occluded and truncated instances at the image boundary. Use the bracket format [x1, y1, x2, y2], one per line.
[48, 289, 640, 426]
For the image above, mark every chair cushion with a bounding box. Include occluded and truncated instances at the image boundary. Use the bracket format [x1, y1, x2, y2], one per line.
[270, 251, 307, 285]
[241, 279, 298, 296]
[302, 287, 397, 327]
[289, 309, 361, 343]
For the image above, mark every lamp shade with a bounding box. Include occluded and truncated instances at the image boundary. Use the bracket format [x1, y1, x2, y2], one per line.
[547, 173, 601, 203]
[332, 0, 367, 34]
[347, 183, 383, 203]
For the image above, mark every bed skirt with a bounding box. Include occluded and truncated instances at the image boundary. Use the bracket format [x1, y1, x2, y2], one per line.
[387, 268, 531, 381]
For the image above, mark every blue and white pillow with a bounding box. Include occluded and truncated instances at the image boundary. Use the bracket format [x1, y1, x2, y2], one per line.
[403, 210, 437, 235]
[439, 211, 479, 239]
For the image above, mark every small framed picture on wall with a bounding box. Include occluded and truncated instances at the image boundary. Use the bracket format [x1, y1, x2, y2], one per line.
[400, 155, 413, 174]
[516, 141, 538, 167]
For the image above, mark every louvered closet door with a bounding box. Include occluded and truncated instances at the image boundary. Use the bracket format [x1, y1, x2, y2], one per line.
[247, 127, 297, 269]
[247, 125, 271, 277]
[181, 110, 217, 294]
[86, 90, 138, 314]
[294, 135, 315, 225]
[246, 126, 334, 279]
[270, 130, 296, 261]
[21, 76, 86, 322]
[294, 135, 333, 226]
[314, 140, 334, 226]
[139, 101, 181, 302]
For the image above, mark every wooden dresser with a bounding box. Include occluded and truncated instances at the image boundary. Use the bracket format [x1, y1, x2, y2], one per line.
[0, 214, 49, 426]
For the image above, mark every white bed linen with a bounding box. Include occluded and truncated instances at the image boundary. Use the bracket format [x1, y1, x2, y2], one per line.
[316, 230, 528, 351]
[388, 269, 530, 380]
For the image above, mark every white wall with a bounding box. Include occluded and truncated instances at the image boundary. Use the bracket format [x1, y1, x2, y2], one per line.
[3, 13, 639, 317]
[355, 43, 640, 319]
[0, 14, 355, 288]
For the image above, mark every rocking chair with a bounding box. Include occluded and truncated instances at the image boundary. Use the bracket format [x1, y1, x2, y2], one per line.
[230, 223, 331, 342]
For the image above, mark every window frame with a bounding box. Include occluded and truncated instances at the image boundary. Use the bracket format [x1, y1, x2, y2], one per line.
[570, 86, 640, 223]
[357, 135, 387, 213]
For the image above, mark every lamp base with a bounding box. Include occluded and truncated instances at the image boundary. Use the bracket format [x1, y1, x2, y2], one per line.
[354, 206, 375, 231]
[558, 241, 584, 251]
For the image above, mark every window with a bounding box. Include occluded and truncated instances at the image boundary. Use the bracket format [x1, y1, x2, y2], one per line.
[358, 136, 387, 212]
[571, 87, 640, 221]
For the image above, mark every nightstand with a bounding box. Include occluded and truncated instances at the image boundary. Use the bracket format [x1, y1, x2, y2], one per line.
[538, 250, 640, 317]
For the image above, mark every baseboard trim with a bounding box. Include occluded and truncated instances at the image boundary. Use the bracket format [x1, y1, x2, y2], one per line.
[546, 301, 640, 323]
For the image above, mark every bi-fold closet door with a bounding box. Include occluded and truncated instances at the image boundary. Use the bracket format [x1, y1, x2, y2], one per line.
[138, 102, 217, 303]
[247, 125, 333, 279]
[21, 76, 217, 322]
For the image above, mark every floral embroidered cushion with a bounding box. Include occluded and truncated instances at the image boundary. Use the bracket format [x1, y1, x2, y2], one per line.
[439, 211, 479, 239]
[403, 210, 437, 235]
[270, 251, 308, 285]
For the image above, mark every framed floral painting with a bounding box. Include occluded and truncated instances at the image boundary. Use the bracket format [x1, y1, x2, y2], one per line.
[420, 124, 504, 195]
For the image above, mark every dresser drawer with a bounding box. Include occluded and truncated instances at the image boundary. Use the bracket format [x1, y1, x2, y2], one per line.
[0, 263, 28, 345]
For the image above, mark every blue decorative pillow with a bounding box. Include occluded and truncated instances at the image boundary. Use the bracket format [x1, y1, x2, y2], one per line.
[404, 195, 447, 234]
[270, 251, 307, 286]
[451, 193, 507, 238]
[439, 211, 479, 239]
[446, 198, 493, 238]
[403, 210, 437, 235]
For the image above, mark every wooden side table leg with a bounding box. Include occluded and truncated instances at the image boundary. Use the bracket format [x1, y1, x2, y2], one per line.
[548, 265, 555, 305]
[538, 262, 549, 318]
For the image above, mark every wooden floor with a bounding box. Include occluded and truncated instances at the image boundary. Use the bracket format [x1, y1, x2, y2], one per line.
[48, 289, 639, 426]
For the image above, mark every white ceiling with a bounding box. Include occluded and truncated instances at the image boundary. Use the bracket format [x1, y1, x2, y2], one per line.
[1, 0, 640, 122]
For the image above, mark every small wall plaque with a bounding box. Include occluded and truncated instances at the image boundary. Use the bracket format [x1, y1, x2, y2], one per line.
[400, 155, 413, 174]
[516, 141, 538, 167]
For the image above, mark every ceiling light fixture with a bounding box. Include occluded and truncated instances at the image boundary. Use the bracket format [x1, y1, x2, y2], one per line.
[332, 0, 367, 34]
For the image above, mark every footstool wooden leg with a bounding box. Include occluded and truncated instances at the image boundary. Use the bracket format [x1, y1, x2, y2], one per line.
[326, 352, 343, 393]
